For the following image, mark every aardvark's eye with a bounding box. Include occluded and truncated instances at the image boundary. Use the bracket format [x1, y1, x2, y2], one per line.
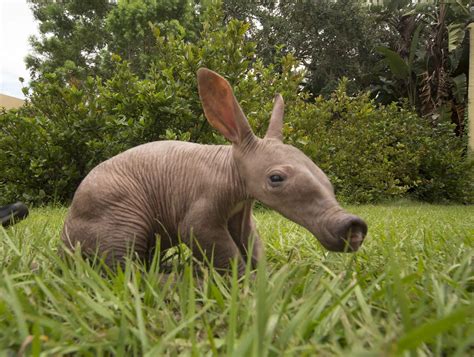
[268, 174, 286, 188]
[269, 174, 285, 183]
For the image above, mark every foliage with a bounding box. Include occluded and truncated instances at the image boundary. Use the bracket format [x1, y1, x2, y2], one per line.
[373, 1, 471, 135]
[0, 68, 135, 204]
[414, 121, 474, 203]
[26, 0, 112, 80]
[2, 0, 472, 205]
[286, 80, 473, 204]
[0, 205, 473, 354]
[223, 0, 385, 96]
[0, 6, 303, 205]
[26, 0, 202, 81]
[104, 0, 201, 77]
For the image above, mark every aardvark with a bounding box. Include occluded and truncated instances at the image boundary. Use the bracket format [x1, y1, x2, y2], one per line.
[62, 68, 368, 274]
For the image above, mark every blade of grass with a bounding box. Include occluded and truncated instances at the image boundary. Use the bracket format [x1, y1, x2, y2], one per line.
[395, 304, 474, 353]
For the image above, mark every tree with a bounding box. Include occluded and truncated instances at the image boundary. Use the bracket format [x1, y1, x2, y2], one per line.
[374, 1, 471, 135]
[223, 0, 384, 96]
[105, 0, 200, 77]
[26, 0, 201, 81]
[26, 0, 112, 80]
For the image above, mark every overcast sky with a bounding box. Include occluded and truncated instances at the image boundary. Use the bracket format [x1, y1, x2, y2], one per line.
[0, 0, 39, 98]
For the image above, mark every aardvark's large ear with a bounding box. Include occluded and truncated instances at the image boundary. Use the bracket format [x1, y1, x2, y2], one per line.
[197, 68, 255, 145]
[264, 94, 284, 141]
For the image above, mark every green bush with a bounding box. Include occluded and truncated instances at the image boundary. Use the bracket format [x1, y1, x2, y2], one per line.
[414, 121, 474, 203]
[286, 80, 473, 204]
[0, 70, 138, 204]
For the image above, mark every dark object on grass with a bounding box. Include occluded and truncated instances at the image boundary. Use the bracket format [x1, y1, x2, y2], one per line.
[1, 202, 29, 228]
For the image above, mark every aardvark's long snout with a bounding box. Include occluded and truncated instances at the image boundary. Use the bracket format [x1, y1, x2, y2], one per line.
[315, 213, 368, 252]
[334, 215, 368, 252]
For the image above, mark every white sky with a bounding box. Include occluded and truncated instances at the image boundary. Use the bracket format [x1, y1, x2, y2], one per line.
[0, 0, 39, 98]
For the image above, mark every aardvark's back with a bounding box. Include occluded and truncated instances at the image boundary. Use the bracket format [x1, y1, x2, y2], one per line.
[61, 140, 233, 265]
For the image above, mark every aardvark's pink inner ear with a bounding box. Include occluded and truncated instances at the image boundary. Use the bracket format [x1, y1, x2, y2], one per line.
[197, 68, 252, 144]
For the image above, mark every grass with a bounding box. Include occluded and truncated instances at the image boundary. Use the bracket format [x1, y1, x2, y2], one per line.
[0, 203, 473, 356]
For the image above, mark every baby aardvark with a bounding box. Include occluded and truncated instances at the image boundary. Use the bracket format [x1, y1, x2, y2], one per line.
[62, 68, 368, 274]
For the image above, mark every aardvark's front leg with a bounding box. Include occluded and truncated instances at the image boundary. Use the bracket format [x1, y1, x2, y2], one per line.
[180, 219, 246, 275]
[227, 202, 263, 269]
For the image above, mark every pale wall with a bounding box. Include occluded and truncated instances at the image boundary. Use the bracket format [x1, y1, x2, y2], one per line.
[0, 94, 24, 110]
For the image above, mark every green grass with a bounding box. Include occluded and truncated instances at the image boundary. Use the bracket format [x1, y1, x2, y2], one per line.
[0, 204, 473, 356]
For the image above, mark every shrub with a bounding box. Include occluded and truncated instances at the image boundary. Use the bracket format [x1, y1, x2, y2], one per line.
[0, 71, 135, 204]
[286, 80, 473, 204]
[414, 121, 474, 203]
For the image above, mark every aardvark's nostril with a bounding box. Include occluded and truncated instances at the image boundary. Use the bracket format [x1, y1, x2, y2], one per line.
[315, 214, 369, 252]
[342, 216, 368, 251]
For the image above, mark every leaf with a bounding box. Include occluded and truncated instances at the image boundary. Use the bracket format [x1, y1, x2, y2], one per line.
[451, 73, 467, 103]
[419, 71, 434, 116]
[448, 22, 465, 53]
[454, 0, 470, 15]
[408, 23, 424, 69]
[376, 47, 410, 80]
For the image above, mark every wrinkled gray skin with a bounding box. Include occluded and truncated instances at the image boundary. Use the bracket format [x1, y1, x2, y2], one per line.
[62, 68, 368, 274]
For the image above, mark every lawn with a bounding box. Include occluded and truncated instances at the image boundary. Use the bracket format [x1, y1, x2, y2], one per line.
[0, 204, 473, 355]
